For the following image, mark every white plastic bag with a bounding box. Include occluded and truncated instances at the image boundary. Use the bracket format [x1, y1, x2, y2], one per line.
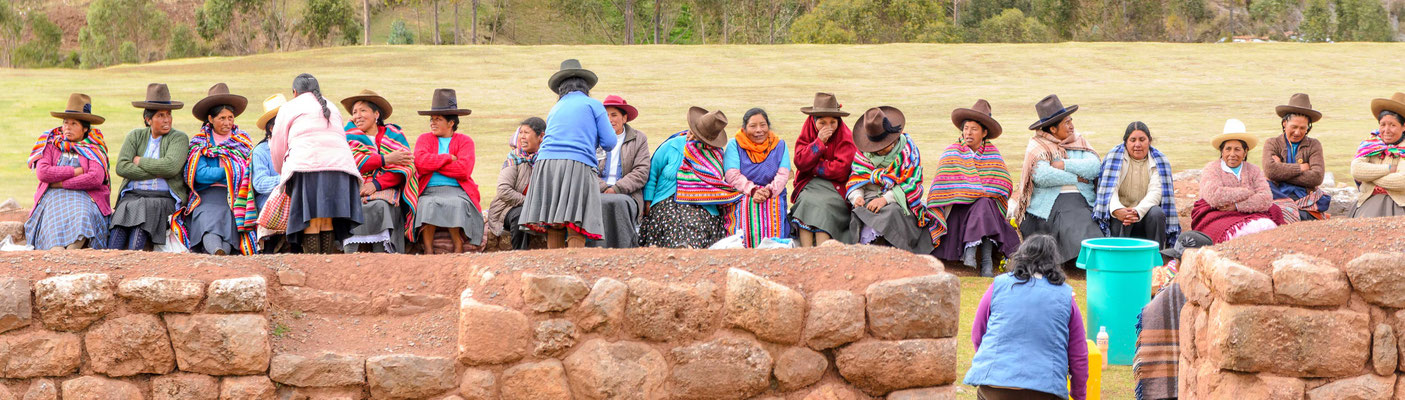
[154, 230, 188, 253]
[708, 233, 747, 249]
[756, 237, 795, 249]
[0, 236, 33, 252]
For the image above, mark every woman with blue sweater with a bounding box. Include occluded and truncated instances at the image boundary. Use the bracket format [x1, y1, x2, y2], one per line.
[1011, 95, 1104, 264]
[520, 59, 619, 248]
[250, 94, 286, 253]
[966, 234, 1089, 400]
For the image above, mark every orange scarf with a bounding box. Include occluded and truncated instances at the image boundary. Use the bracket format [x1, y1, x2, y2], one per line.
[734, 129, 779, 163]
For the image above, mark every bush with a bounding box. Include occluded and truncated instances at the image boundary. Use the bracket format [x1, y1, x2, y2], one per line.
[978, 8, 1057, 43]
[387, 19, 415, 44]
[1336, 0, 1393, 42]
[79, 0, 169, 68]
[1299, 0, 1336, 42]
[118, 41, 138, 64]
[300, 0, 361, 46]
[790, 0, 962, 44]
[12, 14, 66, 68]
[167, 26, 205, 59]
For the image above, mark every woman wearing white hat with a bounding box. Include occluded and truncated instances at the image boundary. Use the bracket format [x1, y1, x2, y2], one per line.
[250, 93, 287, 253]
[1351, 93, 1405, 218]
[1190, 119, 1283, 243]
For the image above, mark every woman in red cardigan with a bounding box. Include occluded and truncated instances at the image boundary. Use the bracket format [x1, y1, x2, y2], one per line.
[791, 92, 858, 246]
[412, 89, 483, 254]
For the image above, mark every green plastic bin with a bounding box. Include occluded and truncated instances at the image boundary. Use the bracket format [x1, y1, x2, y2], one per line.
[1076, 237, 1161, 366]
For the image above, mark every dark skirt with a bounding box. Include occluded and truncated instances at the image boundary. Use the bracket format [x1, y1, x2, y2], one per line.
[1107, 206, 1169, 249]
[285, 171, 364, 246]
[111, 190, 177, 245]
[519, 159, 605, 238]
[932, 197, 1021, 261]
[639, 197, 726, 249]
[1019, 193, 1104, 264]
[850, 202, 935, 255]
[504, 206, 536, 250]
[186, 187, 236, 254]
[598, 193, 640, 248]
[790, 179, 854, 243]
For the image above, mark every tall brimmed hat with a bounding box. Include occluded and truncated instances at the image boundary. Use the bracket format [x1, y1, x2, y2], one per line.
[1275, 93, 1322, 123]
[131, 83, 184, 110]
[687, 106, 729, 148]
[256, 94, 288, 131]
[192, 83, 248, 122]
[1160, 231, 1213, 259]
[602, 95, 638, 122]
[417, 89, 472, 116]
[1212, 118, 1258, 151]
[800, 92, 850, 117]
[341, 89, 393, 119]
[50, 93, 105, 125]
[548, 59, 598, 93]
[951, 99, 1003, 140]
[852, 106, 906, 153]
[1028, 94, 1079, 131]
[1370, 92, 1405, 121]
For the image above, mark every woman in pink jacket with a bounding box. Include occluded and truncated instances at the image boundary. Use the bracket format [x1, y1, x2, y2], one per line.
[1190, 119, 1285, 243]
[268, 74, 364, 253]
[26, 93, 112, 250]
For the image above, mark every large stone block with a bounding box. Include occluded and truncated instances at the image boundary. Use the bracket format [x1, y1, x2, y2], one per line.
[575, 278, 627, 333]
[774, 347, 827, 391]
[117, 277, 204, 313]
[803, 290, 865, 351]
[834, 339, 957, 396]
[33, 273, 116, 331]
[0, 278, 31, 334]
[1207, 302, 1368, 377]
[269, 352, 366, 387]
[887, 386, 956, 400]
[562, 339, 667, 400]
[624, 279, 720, 342]
[218, 376, 276, 400]
[85, 313, 176, 377]
[1272, 254, 1349, 306]
[458, 369, 496, 400]
[279, 286, 378, 316]
[150, 373, 218, 400]
[1197, 371, 1305, 399]
[667, 336, 773, 400]
[0, 331, 80, 378]
[366, 354, 456, 400]
[1305, 373, 1394, 400]
[865, 275, 960, 340]
[1374, 324, 1397, 376]
[205, 276, 267, 313]
[724, 268, 806, 344]
[458, 296, 530, 365]
[60, 376, 142, 400]
[1208, 257, 1274, 305]
[501, 359, 571, 400]
[22, 378, 57, 400]
[522, 273, 590, 313]
[164, 314, 271, 376]
[1345, 252, 1405, 308]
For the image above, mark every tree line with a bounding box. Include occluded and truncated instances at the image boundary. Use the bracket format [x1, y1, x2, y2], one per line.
[0, 0, 1400, 69]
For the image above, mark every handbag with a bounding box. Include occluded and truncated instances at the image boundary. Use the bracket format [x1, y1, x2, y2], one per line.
[257, 189, 291, 232]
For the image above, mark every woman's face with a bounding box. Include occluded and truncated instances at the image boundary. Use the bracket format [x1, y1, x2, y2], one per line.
[607, 107, 627, 135]
[745, 114, 770, 144]
[518, 125, 543, 153]
[1283, 115, 1310, 143]
[1125, 130, 1150, 160]
[1379, 115, 1404, 144]
[876, 140, 897, 156]
[815, 116, 839, 134]
[961, 121, 987, 148]
[61, 119, 86, 142]
[1221, 141, 1246, 168]
[210, 109, 235, 136]
[1051, 116, 1075, 140]
[149, 110, 173, 136]
[351, 101, 380, 133]
[429, 115, 454, 137]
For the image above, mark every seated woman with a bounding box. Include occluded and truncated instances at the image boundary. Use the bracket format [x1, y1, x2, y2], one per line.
[174, 83, 259, 255]
[1012, 95, 1103, 265]
[965, 234, 1089, 400]
[412, 88, 483, 254]
[484, 117, 546, 251]
[928, 100, 1019, 276]
[791, 93, 857, 246]
[846, 106, 935, 255]
[341, 89, 419, 253]
[1351, 93, 1405, 218]
[1191, 119, 1284, 243]
[1092, 122, 1180, 249]
[251, 94, 285, 253]
[110, 84, 190, 251]
[596, 95, 651, 248]
[1263, 94, 1331, 222]
[639, 107, 736, 248]
[1133, 230, 1212, 400]
[26, 93, 112, 250]
[722, 108, 791, 248]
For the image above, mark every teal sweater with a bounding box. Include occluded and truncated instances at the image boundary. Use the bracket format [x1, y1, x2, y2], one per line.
[1026, 149, 1100, 219]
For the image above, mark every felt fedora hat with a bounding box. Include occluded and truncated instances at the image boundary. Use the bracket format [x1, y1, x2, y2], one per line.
[192, 83, 248, 122]
[341, 89, 394, 119]
[852, 106, 906, 153]
[1275, 93, 1322, 123]
[1370, 92, 1405, 121]
[50, 93, 105, 125]
[417, 88, 472, 116]
[131, 83, 184, 110]
[548, 59, 599, 93]
[1211, 118, 1258, 151]
[951, 99, 1003, 140]
[256, 93, 288, 131]
[602, 95, 638, 122]
[687, 106, 729, 148]
[1028, 94, 1079, 131]
[800, 92, 850, 117]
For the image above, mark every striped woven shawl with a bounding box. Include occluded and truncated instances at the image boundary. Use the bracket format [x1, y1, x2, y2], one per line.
[846, 134, 938, 243]
[346, 123, 421, 240]
[925, 141, 1012, 245]
[169, 125, 259, 254]
[676, 139, 742, 205]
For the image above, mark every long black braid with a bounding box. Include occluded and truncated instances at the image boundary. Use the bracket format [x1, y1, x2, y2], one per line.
[292, 73, 332, 127]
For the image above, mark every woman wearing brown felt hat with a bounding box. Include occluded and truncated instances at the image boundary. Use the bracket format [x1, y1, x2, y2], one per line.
[638, 106, 736, 249]
[109, 83, 191, 251]
[844, 106, 937, 255]
[25, 93, 112, 251]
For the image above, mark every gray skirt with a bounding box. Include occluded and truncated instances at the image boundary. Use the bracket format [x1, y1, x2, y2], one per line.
[791, 179, 854, 243]
[414, 186, 485, 246]
[1351, 193, 1405, 219]
[597, 194, 640, 248]
[186, 187, 237, 253]
[345, 199, 404, 252]
[111, 190, 177, 245]
[1020, 193, 1105, 264]
[850, 202, 935, 255]
[519, 159, 605, 238]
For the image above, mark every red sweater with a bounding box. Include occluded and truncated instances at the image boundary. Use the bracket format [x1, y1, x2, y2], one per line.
[791, 117, 857, 203]
[413, 132, 480, 208]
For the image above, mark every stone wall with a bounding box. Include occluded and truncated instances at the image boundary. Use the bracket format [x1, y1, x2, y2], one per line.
[1178, 248, 1405, 399]
[0, 248, 958, 399]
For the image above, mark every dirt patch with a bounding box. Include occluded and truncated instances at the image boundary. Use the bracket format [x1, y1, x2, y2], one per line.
[1211, 215, 1405, 274]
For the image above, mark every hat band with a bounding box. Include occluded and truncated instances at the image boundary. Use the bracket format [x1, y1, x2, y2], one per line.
[147, 100, 172, 104]
[1036, 107, 1068, 124]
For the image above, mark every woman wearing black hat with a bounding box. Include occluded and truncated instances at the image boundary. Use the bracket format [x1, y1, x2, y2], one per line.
[845, 106, 936, 255]
[411, 88, 483, 254]
[1010, 95, 1104, 265]
[109, 84, 191, 251]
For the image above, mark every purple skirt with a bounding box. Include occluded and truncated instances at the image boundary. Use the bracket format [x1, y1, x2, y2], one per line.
[931, 197, 1021, 261]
